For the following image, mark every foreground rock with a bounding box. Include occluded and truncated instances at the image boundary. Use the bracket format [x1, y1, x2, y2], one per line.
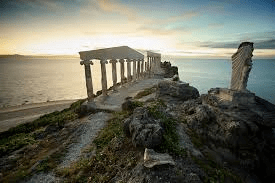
[144, 148, 175, 168]
[157, 80, 199, 102]
[162, 83, 275, 182]
[124, 107, 164, 148]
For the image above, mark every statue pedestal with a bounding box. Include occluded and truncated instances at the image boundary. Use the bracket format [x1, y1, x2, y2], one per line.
[208, 88, 256, 105]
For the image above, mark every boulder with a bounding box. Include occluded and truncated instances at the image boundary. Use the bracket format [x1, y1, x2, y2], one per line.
[161, 61, 178, 78]
[144, 148, 175, 168]
[125, 107, 164, 148]
[156, 80, 199, 102]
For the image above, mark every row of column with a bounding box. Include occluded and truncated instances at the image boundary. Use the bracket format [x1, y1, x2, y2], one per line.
[147, 56, 161, 75]
[81, 58, 155, 102]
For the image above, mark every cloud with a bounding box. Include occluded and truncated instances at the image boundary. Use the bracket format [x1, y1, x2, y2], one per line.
[96, 0, 138, 21]
[155, 11, 200, 25]
[207, 23, 224, 29]
[138, 24, 193, 36]
[199, 38, 275, 49]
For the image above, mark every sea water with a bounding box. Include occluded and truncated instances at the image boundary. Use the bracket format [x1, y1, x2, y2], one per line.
[171, 58, 275, 104]
[0, 57, 274, 108]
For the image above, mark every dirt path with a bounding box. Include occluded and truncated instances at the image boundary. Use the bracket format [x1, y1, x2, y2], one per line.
[24, 112, 112, 183]
[22, 77, 163, 182]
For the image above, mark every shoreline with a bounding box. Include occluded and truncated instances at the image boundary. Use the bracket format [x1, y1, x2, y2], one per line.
[0, 99, 80, 133]
[0, 99, 80, 113]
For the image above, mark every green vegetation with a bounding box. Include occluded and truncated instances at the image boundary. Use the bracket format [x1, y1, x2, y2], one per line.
[0, 99, 85, 156]
[147, 100, 186, 156]
[57, 110, 141, 182]
[93, 111, 130, 150]
[192, 156, 243, 183]
[187, 126, 243, 183]
[134, 86, 156, 99]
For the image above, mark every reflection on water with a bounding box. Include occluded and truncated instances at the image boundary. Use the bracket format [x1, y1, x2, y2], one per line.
[0, 57, 274, 108]
[0, 58, 126, 108]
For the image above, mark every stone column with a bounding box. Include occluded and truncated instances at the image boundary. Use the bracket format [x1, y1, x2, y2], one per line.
[109, 59, 118, 91]
[151, 57, 154, 74]
[119, 59, 125, 85]
[141, 59, 144, 77]
[137, 59, 141, 79]
[126, 59, 132, 82]
[80, 60, 94, 102]
[100, 59, 108, 96]
[148, 57, 151, 77]
[144, 61, 148, 75]
[133, 59, 137, 81]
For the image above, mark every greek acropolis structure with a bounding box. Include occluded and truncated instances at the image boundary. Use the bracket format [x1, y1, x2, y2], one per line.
[79, 46, 161, 102]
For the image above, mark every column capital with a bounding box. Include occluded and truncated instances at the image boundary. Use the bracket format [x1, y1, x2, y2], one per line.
[119, 59, 125, 63]
[109, 59, 118, 64]
[126, 58, 132, 62]
[100, 59, 108, 64]
[80, 60, 93, 65]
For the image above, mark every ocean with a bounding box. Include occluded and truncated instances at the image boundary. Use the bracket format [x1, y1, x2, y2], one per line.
[0, 57, 274, 108]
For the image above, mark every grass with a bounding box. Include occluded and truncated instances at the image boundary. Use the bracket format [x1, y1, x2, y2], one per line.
[0, 99, 85, 157]
[192, 156, 243, 183]
[134, 86, 156, 99]
[147, 100, 186, 157]
[56, 110, 142, 182]
[93, 111, 130, 150]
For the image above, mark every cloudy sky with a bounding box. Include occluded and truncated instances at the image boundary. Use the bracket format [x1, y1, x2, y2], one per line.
[1, 0, 274, 58]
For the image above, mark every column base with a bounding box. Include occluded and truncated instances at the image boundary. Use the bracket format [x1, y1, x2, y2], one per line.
[206, 88, 256, 105]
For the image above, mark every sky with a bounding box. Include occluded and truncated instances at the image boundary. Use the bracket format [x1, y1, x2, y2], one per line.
[1, 0, 274, 58]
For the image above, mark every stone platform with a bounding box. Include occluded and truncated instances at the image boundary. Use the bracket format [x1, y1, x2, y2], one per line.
[207, 88, 256, 105]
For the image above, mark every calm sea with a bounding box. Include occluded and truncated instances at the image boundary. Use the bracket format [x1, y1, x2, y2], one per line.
[170, 58, 275, 104]
[0, 57, 274, 108]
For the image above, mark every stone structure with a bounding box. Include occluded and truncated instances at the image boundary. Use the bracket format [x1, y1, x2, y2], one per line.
[205, 42, 256, 105]
[147, 51, 161, 76]
[79, 46, 144, 101]
[231, 42, 254, 91]
[80, 60, 94, 102]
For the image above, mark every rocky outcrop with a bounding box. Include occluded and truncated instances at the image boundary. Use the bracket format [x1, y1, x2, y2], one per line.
[124, 107, 164, 148]
[156, 80, 199, 103]
[173, 88, 275, 182]
[161, 61, 178, 78]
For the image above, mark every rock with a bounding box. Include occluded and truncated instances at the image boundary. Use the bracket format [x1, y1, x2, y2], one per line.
[128, 107, 163, 148]
[172, 74, 179, 81]
[161, 61, 178, 78]
[156, 80, 199, 102]
[144, 148, 175, 168]
[182, 88, 275, 181]
[123, 117, 132, 137]
[121, 97, 136, 111]
[185, 173, 201, 183]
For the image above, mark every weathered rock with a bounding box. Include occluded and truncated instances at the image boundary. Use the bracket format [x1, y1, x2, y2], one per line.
[161, 61, 178, 78]
[144, 148, 175, 168]
[172, 74, 179, 81]
[126, 107, 164, 148]
[122, 97, 137, 111]
[182, 88, 275, 182]
[185, 173, 201, 183]
[156, 80, 199, 102]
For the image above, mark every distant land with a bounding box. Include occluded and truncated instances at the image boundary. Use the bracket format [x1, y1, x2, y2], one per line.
[0, 54, 79, 59]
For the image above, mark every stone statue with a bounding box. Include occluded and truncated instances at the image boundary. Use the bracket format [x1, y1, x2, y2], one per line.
[231, 42, 254, 91]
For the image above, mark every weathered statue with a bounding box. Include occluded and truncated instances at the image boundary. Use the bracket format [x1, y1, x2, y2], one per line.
[231, 42, 254, 91]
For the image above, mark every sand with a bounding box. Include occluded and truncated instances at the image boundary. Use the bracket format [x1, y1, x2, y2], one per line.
[0, 100, 78, 133]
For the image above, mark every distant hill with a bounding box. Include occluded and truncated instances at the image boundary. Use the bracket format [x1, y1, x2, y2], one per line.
[0, 54, 79, 59]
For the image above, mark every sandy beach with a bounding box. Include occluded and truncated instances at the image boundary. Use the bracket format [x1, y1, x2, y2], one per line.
[0, 100, 78, 133]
